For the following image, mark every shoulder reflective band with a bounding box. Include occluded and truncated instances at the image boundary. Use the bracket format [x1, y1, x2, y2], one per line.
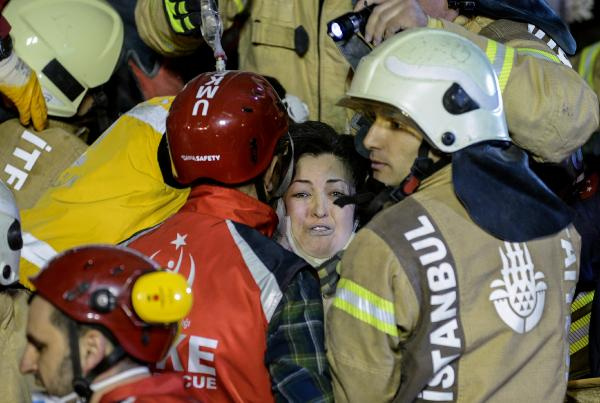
[578, 43, 600, 87]
[569, 290, 594, 356]
[333, 278, 398, 337]
[485, 40, 515, 93]
[42, 59, 85, 102]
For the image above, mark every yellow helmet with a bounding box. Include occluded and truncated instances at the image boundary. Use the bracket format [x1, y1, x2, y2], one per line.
[4, 0, 124, 117]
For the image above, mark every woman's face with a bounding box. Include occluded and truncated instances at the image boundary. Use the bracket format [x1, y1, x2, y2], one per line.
[284, 154, 356, 259]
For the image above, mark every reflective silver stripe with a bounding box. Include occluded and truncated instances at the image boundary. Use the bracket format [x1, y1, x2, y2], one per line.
[21, 232, 58, 268]
[226, 220, 283, 321]
[336, 286, 396, 328]
[490, 42, 506, 80]
[125, 100, 170, 134]
[569, 316, 590, 346]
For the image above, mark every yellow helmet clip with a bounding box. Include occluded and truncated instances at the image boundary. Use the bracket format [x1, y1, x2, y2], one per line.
[131, 271, 193, 324]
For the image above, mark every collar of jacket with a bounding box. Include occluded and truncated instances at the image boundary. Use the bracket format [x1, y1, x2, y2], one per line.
[417, 163, 453, 191]
[181, 184, 278, 238]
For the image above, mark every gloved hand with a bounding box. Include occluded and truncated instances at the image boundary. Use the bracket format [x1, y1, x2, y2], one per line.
[163, 0, 203, 35]
[0, 51, 47, 131]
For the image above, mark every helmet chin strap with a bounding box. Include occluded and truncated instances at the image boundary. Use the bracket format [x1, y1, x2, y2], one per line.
[389, 141, 450, 202]
[354, 141, 450, 220]
[67, 321, 126, 402]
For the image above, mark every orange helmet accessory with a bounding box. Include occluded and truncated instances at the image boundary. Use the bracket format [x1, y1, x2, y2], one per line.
[166, 71, 289, 185]
[32, 245, 181, 364]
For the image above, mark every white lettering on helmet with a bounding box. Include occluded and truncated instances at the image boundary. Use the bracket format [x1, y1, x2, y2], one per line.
[180, 155, 222, 162]
[191, 72, 227, 117]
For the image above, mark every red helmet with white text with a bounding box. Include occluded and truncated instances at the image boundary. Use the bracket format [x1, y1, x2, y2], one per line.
[166, 71, 289, 185]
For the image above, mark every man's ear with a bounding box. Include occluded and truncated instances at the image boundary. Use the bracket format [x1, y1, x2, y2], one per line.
[79, 329, 109, 374]
[263, 155, 281, 194]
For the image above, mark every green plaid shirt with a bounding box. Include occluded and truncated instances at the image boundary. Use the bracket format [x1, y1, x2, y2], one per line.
[267, 269, 333, 402]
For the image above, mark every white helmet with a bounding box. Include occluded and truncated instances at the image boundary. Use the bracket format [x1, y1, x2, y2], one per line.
[339, 28, 510, 154]
[0, 181, 21, 286]
[3, 0, 124, 117]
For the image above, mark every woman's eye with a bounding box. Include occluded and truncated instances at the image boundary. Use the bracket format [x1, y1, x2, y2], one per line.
[331, 191, 348, 198]
[293, 192, 309, 198]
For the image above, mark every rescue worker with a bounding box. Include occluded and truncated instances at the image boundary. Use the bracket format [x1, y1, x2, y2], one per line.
[18, 94, 190, 289]
[0, 180, 30, 403]
[0, 0, 125, 208]
[326, 28, 580, 402]
[126, 71, 332, 402]
[20, 244, 195, 402]
[355, 0, 599, 165]
[135, 0, 353, 132]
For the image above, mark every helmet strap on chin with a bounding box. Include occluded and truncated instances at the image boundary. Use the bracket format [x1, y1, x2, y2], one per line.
[389, 141, 450, 202]
[68, 321, 126, 402]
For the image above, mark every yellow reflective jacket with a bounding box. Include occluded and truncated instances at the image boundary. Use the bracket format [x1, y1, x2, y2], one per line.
[20, 97, 190, 288]
[327, 166, 580, 402]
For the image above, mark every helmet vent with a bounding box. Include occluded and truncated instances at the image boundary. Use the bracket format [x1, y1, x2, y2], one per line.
[442, 83, 479, 115]
[84, 259, 94, 270]
[250, 138, 258, 163]
[2, 265, 10, 280]
[8, 219, 22, 251]
[242, 107, 254, 113]
[64, 282, 91, 301]
[111, 265, 125, 276]
[141, 329, 150, 345]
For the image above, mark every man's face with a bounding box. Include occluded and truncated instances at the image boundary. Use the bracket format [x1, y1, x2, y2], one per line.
[20, 296, 74, 397]
[363, 114, 423, 187]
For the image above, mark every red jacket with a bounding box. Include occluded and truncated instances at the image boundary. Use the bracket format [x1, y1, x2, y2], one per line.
[99, 373, 197, 403]
[129, 185, 305, 402]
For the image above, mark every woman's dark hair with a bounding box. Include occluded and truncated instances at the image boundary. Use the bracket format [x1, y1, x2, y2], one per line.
[288, 121, 369, 190]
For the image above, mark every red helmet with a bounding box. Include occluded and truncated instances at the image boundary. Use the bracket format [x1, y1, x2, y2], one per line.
[31, 245, 179, 364]
[166, 71, 289, 185]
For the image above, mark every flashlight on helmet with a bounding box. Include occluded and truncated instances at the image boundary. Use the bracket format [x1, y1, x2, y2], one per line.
[327, 5, 375, 42]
